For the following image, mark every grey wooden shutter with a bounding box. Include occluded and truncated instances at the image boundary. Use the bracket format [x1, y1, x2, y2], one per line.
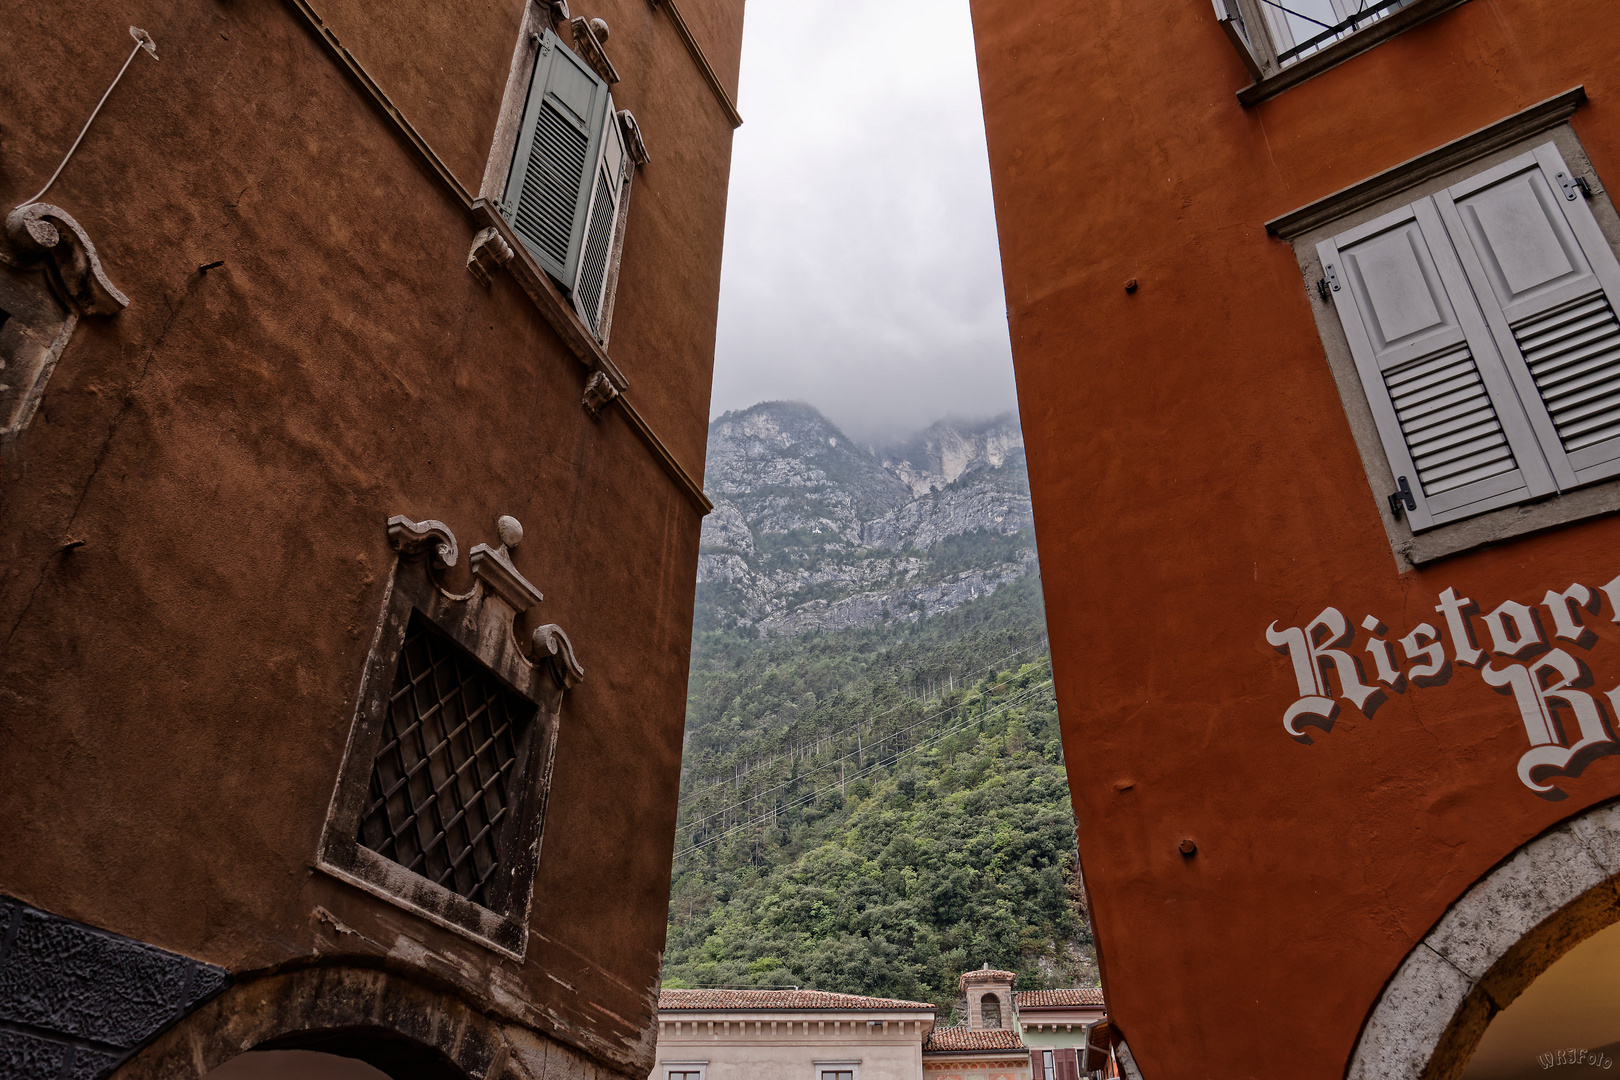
[570, 96, 628, 339]
[1437, 143, 1620, 488]
[501, 30, 611, 290]
[1318, 199, 1556, 530]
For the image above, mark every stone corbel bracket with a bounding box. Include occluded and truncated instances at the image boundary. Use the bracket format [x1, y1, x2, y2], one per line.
[5, 203, 129, 316]
[618, 110, 649, 167]
[570, 17, 620, 84]
[466, 226, 514, 288]
[581, 369, 621, 419]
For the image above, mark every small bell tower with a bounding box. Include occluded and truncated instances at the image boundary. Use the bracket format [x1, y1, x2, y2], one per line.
[960, 965, 1018, 1031]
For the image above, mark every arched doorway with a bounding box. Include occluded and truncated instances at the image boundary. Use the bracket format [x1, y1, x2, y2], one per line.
[1460, 920, 1620, 1079]
[195, 1029, 469, 1080]
[1347, 797, 1620, 1080]
[110, 966, 506, 1080]
[205, 1049, 391, 1079]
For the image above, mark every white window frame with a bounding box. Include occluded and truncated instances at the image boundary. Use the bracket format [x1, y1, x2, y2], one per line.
[1214, 0, 1472, 105]
[1270, 98, 1620, 569]
[664, 1062, 708, 1080]
[814, 1060, 861, 1080]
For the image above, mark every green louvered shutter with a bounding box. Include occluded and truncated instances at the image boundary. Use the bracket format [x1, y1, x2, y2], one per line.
[501, 30, 612, 290]
[572, 105, 628, 338]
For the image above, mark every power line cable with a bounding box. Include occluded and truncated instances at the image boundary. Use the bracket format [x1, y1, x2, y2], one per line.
[672, 676, 1056, 860]
[676, 658, 1054, 827]
[677, 639, 1050, 808]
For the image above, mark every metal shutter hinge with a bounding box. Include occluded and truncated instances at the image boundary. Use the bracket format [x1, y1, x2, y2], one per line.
[1557, 171, 1593, 201]
[1317, 265, 1340, 301]
[1388, 476, 1416, 518]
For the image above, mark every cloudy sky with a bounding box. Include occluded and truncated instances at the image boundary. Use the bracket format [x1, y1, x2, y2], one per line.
[708, 0, 1017, 444]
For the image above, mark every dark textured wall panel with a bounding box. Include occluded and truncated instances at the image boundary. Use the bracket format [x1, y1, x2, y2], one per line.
[0, 897, 227, 1080]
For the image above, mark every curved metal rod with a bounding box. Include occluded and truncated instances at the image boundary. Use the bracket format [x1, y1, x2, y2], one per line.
[21, 27, 158, 208]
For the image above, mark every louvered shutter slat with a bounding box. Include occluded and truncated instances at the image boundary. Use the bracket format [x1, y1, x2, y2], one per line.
[576, 169, 616, 329]
[1321, 203, 1552, 529]
[1517, 297, 1620, 454]
[513, 107, 590, 265]
[1408, 420, 1507, 463]
[568, 100, 629, 340]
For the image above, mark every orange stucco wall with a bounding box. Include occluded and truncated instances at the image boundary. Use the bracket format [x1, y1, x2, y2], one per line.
[968, 0, 1620, 1076]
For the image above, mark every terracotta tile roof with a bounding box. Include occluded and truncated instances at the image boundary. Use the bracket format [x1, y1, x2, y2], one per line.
[923, 1027, 1026, 1052]
[1015, 988, 1105, 1008]
[658, 989, 935, 1012]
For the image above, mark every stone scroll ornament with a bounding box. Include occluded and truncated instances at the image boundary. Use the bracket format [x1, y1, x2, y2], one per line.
[386, 513, 583, 688]
[5, 203, 128, 316]
[1266, 578, 1620, 798]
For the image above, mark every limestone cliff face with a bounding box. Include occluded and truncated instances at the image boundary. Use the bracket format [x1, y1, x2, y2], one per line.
[697, 402, 1036, 636]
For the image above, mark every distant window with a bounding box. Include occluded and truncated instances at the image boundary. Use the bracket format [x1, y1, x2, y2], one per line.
[1043, 1050, 1055, 1080]
[669, 1072, 704, 1080]
[1257, 0, 1417, 66]
[821, 1072, 854, 1080]
[981, 993, 1002, 1028]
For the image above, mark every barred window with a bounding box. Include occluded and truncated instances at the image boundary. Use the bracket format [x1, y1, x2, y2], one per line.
[318, 513, 581, 960]
[358, 612, 537, 908]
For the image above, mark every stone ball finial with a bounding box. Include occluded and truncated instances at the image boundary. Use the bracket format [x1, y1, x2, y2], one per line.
[589, 16, 609, 41]
[497, 515, 524, 550]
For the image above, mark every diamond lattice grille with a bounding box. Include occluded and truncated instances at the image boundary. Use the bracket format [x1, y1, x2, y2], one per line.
[359, 612, 536, 907]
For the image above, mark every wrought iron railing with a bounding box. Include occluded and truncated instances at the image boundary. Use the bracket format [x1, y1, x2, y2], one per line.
[1265, 0, 1417, 65]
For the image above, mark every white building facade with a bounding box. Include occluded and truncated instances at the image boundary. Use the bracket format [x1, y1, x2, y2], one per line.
[654, 990, 937, 1080]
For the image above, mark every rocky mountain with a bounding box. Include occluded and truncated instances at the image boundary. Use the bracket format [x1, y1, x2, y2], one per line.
[697, 402, 1035, 636]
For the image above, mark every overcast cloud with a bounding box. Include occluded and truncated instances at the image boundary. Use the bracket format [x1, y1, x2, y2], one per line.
[708, 0, 1017, 445]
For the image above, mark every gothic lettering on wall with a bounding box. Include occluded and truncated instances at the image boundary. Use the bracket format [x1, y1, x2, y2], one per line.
[1265, 577, 1620, 798]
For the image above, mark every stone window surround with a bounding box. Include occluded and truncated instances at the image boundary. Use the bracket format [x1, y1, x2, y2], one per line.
[315, 513, 583, 961]
[1265, 89, 1620, 572]
[1222, 0, 1473, 106]
[480, 2, 647, 350]
[0, 202, 128, 440]
[663, 1062, 708, 1080]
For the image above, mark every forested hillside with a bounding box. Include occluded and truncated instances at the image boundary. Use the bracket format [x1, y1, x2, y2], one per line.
[664, 403, 1095, 1011]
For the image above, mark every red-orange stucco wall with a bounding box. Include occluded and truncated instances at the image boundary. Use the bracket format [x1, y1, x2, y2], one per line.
[968, 1, 1620, 1076]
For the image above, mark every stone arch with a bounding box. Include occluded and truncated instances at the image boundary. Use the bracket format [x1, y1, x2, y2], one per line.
[108, 963, 561, 1080]
[1347, 797, 1620, 1080]
[980, 993, 1002, 1029]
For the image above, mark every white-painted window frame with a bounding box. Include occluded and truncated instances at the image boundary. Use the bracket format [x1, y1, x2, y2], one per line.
[815, 1059, 861, 1080]
[1213, 0, 1473, 105]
